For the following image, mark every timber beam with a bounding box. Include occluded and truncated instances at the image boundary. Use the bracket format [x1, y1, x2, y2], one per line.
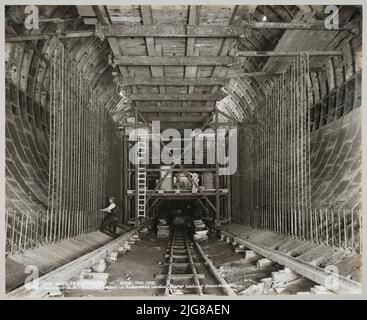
[135, 106, 214, 113]
[129, 93, 219, 101]
[114, 56, 235, 66]
[5, 30, 95, 42]
[6, 20, 356, 42]
[128, 168, 217, 172]
[115, 73, 283, 86]
[114, 52, 342, 66]
[237, 50, 343, 57]
[98, 22, 354, 38]
[142, 116, 209, 122]
[116, 77, 229, 86]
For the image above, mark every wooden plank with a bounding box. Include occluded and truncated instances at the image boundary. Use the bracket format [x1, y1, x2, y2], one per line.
[128, 168, 217, 172]
[117, 77, 228, 86]
[96, 21, 353, 38]
[7, 18, 355, 42]
[185, 5, 199, 109]
[237, 50, 343, 57]
[143, 116, 209, 122]
[135, 106, 214, 112]
[261, 11, 346, 72]
[140, 5, 166, 108]
[99, 24, 240, 38]
[115, 56, 235, 66]
[5, 31, 95, 42]
[130, 93, 219, 101]
[156, 273, 205, 280]
[207, 5, 257, 110]
[164, 262, 201, 267]
[115, 53, 341, 66]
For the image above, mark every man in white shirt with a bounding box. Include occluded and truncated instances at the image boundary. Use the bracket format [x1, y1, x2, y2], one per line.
[100, 197, 118, 237]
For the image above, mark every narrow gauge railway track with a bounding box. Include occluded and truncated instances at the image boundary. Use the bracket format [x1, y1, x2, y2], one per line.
[7, 224, 361, 298]
[159, 229, 236, 296]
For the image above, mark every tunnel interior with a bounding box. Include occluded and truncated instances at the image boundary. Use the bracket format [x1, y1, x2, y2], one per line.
[4, 5, 363, 296]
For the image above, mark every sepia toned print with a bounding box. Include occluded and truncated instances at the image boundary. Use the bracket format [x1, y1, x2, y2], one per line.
[4, 3, 363, 298]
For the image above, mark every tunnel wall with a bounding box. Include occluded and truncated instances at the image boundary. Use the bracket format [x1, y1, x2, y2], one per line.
[5, 6, 124, 254]
[5, 42, 50, 216]
[231, 34, 362, 249]
[310, 84, 362, 212]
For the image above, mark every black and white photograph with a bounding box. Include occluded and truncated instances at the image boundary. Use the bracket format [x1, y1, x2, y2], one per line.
[1, 1, 364, 301]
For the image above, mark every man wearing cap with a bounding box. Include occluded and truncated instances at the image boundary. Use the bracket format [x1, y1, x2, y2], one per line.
[100, 196, 118, 237]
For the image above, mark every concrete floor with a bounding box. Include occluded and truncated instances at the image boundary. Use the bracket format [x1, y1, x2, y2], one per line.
[64, 231, 224, 297]
[7, 225, 350, 297]
[63, 229, 317, 297]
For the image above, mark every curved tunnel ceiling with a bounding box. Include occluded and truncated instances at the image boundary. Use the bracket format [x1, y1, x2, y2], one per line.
[5, 5, 362, 127]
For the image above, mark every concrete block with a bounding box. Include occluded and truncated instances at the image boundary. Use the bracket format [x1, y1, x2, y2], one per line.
[234, 246, 246, 253]
[272, 268, 300, 287]
[48, 288, 64, 297]
[91, 259, 106, 273]
[244, 250, 261, 260]
[118, 246, 127, 254]
[194, 234, 208, 241]
[107, 251, 119, 263]
[132, 234, 141, 242]
[122, 241, 132, 251]
[257, 258, 273, 269]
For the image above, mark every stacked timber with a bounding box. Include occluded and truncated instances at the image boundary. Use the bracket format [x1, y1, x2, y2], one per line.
[157, 219, 170, 238]
[193, 219, 208, 241]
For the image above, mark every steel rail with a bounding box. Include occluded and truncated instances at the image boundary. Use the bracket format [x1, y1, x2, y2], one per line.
[194, 241, 236, 296]
[164, 235, 175, 296]
[7, 227, 142, 298]
[184, 234, 203, 296]
[213, 226, 362, 294]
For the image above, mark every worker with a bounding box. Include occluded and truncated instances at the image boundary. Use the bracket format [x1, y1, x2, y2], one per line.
[100, 196, 118, 237]
[172, 209, 185, 231]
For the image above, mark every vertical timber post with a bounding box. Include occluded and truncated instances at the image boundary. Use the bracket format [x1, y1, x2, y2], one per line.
[215, 108, 220, 222]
